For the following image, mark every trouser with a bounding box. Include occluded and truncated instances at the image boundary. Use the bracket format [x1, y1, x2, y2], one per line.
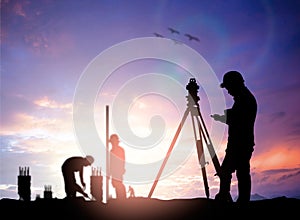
[218, 148, 253, 202]
[112, 178, 126, 199]
[62, 171, 84, 197]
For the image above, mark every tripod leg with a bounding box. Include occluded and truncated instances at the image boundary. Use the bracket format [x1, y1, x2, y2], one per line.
[196, 140, 210, 198]
[148, 108, 190, 198]
[191, 114, 210, 198]
[195, 109, 232, 201]
[195, 111, 221, 176]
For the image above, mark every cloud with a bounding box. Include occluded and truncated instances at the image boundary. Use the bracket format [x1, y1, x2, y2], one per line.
[1, 134, 28, 153]
[277, 169, 300, 182]
[34, 96, 72, 110]
[2, 0, 75, 56]
[0, 185, 18, 199]
[269, 111, 286, 123]
[1, 95, 72, 134]
[142, 152, 223, 199]
[23, 33, 49, 53]
[252, 167, 300, 198]
[0, 98, 79, 199]
[288, 121, 300, 138]
[0, 94, 35, 127]
[0, 134, 82, 199]
[252, 145, 300, 170]
[12, 1, 27, 17]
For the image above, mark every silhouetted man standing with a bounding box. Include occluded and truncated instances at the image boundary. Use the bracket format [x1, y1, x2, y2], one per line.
[109, 134, 126, 199]
[211, 71, 257, 206]
[62, 155, 94, 199]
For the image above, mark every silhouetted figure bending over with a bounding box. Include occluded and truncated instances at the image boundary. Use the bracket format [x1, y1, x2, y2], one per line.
[109, 134, 126, 199]
[211, 71, 257, 206]
[61, 155, 94, 199]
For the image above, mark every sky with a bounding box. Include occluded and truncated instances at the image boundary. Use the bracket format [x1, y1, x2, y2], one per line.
[1, 0, 300, 202]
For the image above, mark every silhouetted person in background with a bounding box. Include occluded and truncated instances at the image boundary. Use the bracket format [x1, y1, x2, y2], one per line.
[211, 71, 257, 206]
[62, 155, 94, 199]
[128, 185, 135, 198]
[109, 134, 126, 199]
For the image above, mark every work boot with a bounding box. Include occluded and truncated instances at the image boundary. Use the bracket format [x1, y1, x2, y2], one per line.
[214, 192, 233, 203]
[235, 197, 250, 209]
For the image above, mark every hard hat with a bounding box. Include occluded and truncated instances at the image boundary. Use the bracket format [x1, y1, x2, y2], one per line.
[109, 134, 119, 142]
[86, 155, 94, 164]
[220, 71, 244, 88]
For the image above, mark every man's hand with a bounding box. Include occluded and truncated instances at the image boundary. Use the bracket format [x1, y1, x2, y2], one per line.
[82, 192, 89, 198]
[210, 114, 226, 123]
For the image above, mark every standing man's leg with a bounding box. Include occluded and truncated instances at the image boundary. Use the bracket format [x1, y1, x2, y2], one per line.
[118, 182, 126, 199]
[236, 168, 251, 203]
[63, 171, 76, 198]
[112, 179, 126, 199]
[215, 153, 234, 202]
[236, 150, 253, 204]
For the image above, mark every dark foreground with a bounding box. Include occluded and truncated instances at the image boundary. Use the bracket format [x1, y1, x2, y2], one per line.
[1, 196, 300, 219]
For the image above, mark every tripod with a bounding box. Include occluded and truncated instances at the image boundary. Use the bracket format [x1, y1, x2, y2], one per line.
[148, 78, 221, 199]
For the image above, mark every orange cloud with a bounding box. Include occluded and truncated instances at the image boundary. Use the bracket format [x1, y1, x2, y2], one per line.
[34, 96, 72, 110]
[252, 144, 300, 170]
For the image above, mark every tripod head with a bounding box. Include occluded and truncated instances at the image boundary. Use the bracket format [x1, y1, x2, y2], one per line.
[186, 78, 200, 108]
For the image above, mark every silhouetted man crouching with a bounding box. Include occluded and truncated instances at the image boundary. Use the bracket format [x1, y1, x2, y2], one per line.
[62, 155, 94, 199]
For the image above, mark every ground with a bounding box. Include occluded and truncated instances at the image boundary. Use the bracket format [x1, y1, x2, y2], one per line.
[1, 196, 299, 219]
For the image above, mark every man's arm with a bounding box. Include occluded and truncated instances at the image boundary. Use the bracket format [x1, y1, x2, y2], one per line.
[79, 167, 86, 188]
[74, 184, 89, 198]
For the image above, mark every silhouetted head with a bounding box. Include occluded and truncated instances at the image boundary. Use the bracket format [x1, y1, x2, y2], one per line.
[85, 155, 94, 165]
[220, 71, 245, 96]
[110, 134, 120, 147]
[220, 71, 244, 88]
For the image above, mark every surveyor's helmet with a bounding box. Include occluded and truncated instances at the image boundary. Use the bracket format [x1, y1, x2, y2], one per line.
[86, 155, 94, 164]
[220, 71, 244, 88]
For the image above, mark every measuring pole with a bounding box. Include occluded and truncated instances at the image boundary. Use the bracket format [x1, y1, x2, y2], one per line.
[105, 105, 110, 203]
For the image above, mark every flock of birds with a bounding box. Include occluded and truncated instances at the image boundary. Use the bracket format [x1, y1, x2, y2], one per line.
[153, 27, 200, 43]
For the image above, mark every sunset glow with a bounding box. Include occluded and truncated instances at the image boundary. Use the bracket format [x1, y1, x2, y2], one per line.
[1, 0, 300, 201]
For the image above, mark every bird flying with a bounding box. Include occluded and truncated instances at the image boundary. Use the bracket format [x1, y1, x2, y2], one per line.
[153, 32, 164, 38]
[184, 34, 200, 42]
[168, 27, 180, 34]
